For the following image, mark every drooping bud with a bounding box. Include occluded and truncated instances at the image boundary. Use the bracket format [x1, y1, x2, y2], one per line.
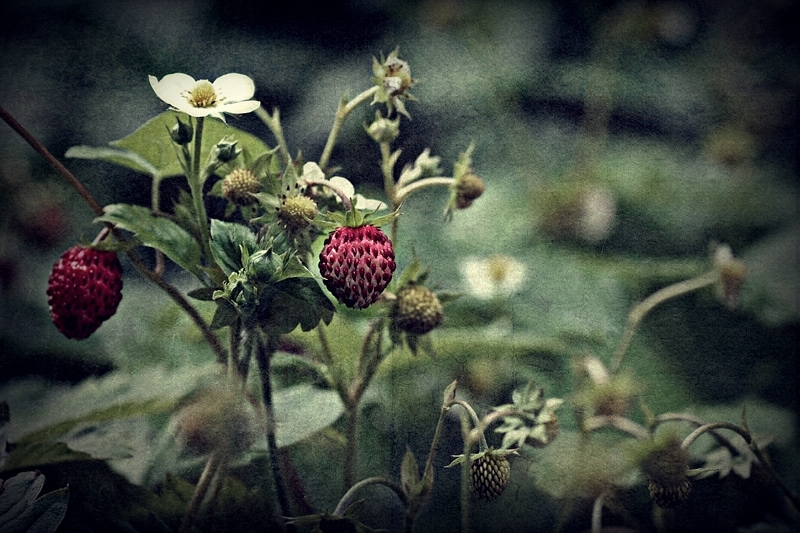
[640, 437, 692, 509]
[214, 138, 241, 163]
[455, 172, 485, 209]
[170, 117, 194, 145]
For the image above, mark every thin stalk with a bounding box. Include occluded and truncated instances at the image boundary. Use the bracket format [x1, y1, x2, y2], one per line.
[394, 177, 455, 204]
[591, 490, 608, 533]
[255, 106, 291, 166]
[255, 332, 291, 530]
[451, 399, 488, 451]
[179, 449, 224, 533]
[333, 477, 407, 516]
[304, 179, 352, 211]
[681, 421, 800, 512]
[459, 411, 472, 533]
[318, 86, 379, 170]
[188, 116, 213, 264]
[1, 104, 105, 217]
[611, 271, 718, 372]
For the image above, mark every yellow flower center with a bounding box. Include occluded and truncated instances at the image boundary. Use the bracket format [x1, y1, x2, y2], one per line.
[186, 81, 219, 108]
[486, 255, 512, 284]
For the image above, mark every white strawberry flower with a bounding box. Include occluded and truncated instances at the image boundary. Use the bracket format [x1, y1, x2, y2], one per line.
[301, 162, 387, 211]
[461, 254, 526, 299]
[148, 73, 260, 120]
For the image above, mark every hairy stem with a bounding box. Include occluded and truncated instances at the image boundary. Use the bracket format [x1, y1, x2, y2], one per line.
[318, 86, 379, 170]
[255, 106, 291, 166]
[189, 116, 213, 264]
[179, 449, 224, 533]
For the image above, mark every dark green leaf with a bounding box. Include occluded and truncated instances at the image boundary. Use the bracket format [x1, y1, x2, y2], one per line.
[210, 299, 239, 330]
[186, 287, 217, 301]
[0, 472, 68, 533]
[97, 203, 203, 278]
[209, 219, 258, 276]
[256, 278, 335, 334]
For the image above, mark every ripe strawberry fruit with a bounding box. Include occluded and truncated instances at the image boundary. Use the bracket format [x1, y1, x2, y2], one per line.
[470, 450, 511, 501]
[318, 224, 395, 309]
[47, 245, 123, 340]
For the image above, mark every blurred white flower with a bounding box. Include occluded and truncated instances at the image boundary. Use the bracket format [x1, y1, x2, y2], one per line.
[148, 73, 260, 120]
[461, 254, 526, 299]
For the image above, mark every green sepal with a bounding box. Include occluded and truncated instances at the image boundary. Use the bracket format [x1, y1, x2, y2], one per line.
[210, 298, 239, 329]
[186, 287, 217, 301]
[208, 219, 258, 276]
[255, 278, 335, 334]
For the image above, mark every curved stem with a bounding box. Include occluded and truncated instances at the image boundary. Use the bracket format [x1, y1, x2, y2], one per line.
[458, 411, 473, 533]
[611, 271, 717, 372]
[333, 477, 408, 517]
[304, 179, 352, 211]
[394, 177, 455, 204]
[451, 399, 488, 451]
[591, 490, 609, 533]
[318, 86, 379, 170]
[583, 415, 649, 439]
[681, 421, 800, 512]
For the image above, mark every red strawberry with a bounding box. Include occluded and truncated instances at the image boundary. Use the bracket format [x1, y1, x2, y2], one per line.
[318, 224, 395, 309]
[47, 246, 123, 340]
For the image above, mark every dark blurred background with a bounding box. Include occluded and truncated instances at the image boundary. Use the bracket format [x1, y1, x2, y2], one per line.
[0, 2, 798, 531]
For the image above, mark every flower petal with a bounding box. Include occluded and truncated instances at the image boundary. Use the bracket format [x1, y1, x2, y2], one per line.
[217, 100, 261, 115]
[329, 176, 355, 198]
[149, 73, 196, 109]
[213, 73, 256, 102]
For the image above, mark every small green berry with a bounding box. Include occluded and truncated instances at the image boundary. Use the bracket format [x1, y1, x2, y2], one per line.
[278, 195, 318, 231]
[221, 168, 260, 206]
[393, 285, 443, 335]
[470, 450, 511, 501]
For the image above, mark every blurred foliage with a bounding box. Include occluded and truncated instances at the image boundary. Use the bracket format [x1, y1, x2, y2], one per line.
[0, 0, 797, 532]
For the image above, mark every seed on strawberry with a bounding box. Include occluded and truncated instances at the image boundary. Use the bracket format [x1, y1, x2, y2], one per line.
[221, 168, 260, 206]
[318, 224, 396, 309]
[470, 450, 511, 501]
[47, 246, 123, 340]
[392, 285, 443, 335]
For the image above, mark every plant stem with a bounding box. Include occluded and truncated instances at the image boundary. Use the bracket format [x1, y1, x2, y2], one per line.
[0, 104, 105, 217]
[255, 331, 291, 529]
[681, 421, 800, 512]
[318, 86, 378, 170]
[255, 106, 291, 166]
[394, 177, 455, 204]
[458, 411, 472, 533]
[303, 179, 352, 211]
[188, 116, 214, 265]
[179, 449, 224, 533]
[610, 271, 718, 372]
[333, 477, 408, 517]
[451, 399, 488, 451]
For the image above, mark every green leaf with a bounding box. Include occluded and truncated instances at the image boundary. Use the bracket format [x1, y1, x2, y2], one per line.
[97, 203, 203, 278]
[210, 299, 238, 330]
[256, 278, 335, 334]
[0, 472, 68, 533]
[69, 110, 271, 181]
[2, 442, 92, 473]
[273, 384, 344, 448]
[65, 145, 160, 177]
[209, 219, 258, 276]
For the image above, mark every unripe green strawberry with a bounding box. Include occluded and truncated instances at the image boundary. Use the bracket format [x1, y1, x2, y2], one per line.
[648, 478, 692, 509]
[47, 245, 123, 340]
[278, 195, 318, 231]
[641, 437, 692, 509]
[392, 284, 443, 335]
[470, 450, 511, 501]
[221, 168, 260, 205]
[318, 224, 395, 309]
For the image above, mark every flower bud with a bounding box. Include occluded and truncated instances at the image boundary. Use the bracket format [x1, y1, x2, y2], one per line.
[215, 138, 241, 163]
[455, 172, 485, 209]
[366, 112, 400, 144]
[712, 243, 747, 309]
[170, 117, 194, 145]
